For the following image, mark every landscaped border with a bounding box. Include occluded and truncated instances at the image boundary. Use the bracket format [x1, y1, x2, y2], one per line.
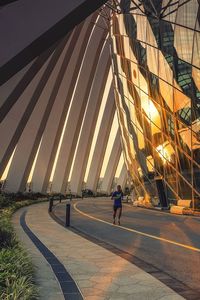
[0, 195, 48, 300]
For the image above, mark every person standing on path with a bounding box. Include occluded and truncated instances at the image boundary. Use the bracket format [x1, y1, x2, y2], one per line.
[111, 185, 123, 225]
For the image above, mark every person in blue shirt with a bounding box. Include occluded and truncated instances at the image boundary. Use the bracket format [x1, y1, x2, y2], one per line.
[111, 185, 123, 225]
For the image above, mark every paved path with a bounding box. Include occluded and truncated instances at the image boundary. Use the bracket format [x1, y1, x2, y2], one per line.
[12, 202, 185, 300]
[54, 198, 200, 299]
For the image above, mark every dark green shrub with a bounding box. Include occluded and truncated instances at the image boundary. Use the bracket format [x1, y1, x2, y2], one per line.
[0, 195, 12, 209]
[0, 198, 45, 300]
[0, 247, 34, 283]
[0, 245, 38, 300]
[1, 276, 38, 300]
[1, 192, 47, 203]
[0, 211, 16, 249]
[0, 227, 16, 249]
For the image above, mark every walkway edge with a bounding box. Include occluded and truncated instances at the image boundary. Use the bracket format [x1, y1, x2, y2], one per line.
[12, 205, 83, 300]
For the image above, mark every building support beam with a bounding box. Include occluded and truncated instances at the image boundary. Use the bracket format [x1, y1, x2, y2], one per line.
[0, 60, 34, 110]
[5, 37, 70, 192]
[31, 18, 94, 193]
[86, 85, 115, 192]
[101, 129, 121, 194]
[69, 39, 110, 195]
[117, 163, 127, 191]
[0, 48, 56, 178]
[52, 17, 107, 193]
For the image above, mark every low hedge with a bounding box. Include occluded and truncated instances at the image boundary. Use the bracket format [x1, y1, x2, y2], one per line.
[0, 194, 47, 300]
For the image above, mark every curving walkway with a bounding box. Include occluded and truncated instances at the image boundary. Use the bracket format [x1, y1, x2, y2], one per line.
[12, 202, 185, 300]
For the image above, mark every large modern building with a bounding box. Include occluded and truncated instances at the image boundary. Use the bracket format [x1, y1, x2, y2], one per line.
[0, 1, 200, 209]
[111, 0, 200, 210]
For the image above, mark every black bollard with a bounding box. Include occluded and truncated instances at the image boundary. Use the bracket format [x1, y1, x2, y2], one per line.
[65, 203, 71, 227]
[49, 197, 53, 212]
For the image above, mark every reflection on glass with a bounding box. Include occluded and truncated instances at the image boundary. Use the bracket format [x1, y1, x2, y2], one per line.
[156, 142, 175, 164]
[111, 0, 200, 210]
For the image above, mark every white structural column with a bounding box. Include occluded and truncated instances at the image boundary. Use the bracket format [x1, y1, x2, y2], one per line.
[87, 85, 115, 192]
[52, 18, 107, 193]
[101, 129, 122, 194]
[31, 19, 93, 193]
[117, 163, 127, 190]
[5, 38, 70, 192]
[0, 54, 53, 177]
[42, 17, 98, 193]
[0, 44, 57, 125]
[69, 40, 110, 195]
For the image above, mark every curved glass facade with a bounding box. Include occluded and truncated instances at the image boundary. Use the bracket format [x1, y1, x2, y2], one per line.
[111, 0, 200, 209]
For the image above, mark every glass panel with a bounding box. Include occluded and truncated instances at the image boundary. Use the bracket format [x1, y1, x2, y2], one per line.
[194, 191, 200, 210]
[159, 78, 174, 112]
[176, 119, 192, 154]
[146, 45, 159, 76]
[192, 116, 200, 168]
[194, 165, 200, 196]
[136, 14, 147, 43]
[174, 87, 191, 113]
[162, 0, 178, 23]
[164, 164, 177, 198]
[173, 59, 193, 96]
[192, 67, 200, 90]
[174, 26, 194, 64]
[193, 31, 200, 68]
[177, 148, 192, 184]
[159, 20, 174, 56]
[146, 18, 158, 47]
[164, 110, 175, 141]
[158, 50, 173, 83]
[177, 175, 192, 200]
[175, 0, 198, 29]
[111, 2, 200, 209]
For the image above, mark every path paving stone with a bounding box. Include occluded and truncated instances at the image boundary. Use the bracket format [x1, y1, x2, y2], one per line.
[12, 202, 185, 300]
